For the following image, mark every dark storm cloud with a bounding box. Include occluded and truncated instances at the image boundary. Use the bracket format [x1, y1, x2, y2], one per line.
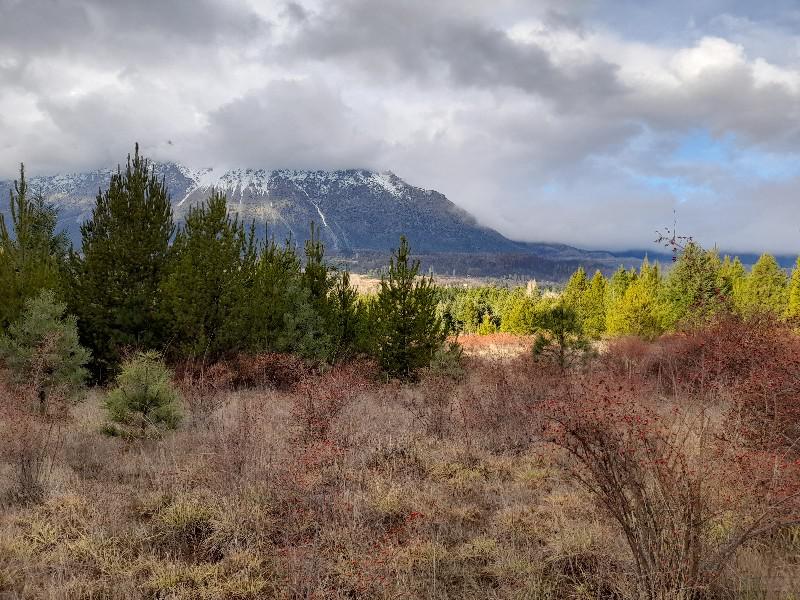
[0, 0, 267, 54]
[286, 0, 625, 107]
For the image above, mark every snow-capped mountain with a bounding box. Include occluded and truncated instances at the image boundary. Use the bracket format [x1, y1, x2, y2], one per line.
[0, 163, 526, 255]
[0, 162, 640, 278]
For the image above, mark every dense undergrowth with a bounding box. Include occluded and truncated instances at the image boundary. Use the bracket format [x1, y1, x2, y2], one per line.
[2, 316, 800, 599]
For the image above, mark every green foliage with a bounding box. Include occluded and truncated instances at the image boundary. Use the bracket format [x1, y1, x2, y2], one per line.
[0, 290, 90, 413]
[787, 258, 800, 320]
[477, 313, 498, 335]
[243, 238, 302, 352]
[329, 271, 363, 362]
[0, 164, 68, 331]
[68, 145, 174, 377]
[161, 191, 254, 360]
[606, 277, 663, 339]
[531, 300, 591, 370]
[500, 291, 539, 334]
[605, 266, 637, 331]
[239, 235, 329, 361]
[658, 243, 723, 329]
[373, 236, 448, 379]
[104, 351, 182, 436]
[438, 284, 542, 335]
[581, 271, 607, 339]
[736, 253, 788, 316]
[562, 266, 588, 310]
[718, 255, 745, 302]
[440, 286, 501, 333]
[302, 222, 335, 319]
[606, 258, 663, 339]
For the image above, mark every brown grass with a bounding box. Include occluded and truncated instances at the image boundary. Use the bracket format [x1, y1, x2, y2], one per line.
[1, 325, 800, 598]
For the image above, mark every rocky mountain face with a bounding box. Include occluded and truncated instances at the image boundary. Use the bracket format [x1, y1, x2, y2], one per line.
[0, 163, 639, 278]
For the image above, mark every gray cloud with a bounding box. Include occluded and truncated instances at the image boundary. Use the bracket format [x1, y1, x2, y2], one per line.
[1, 0, 799, 253]
[190, 78, 384, 171]
[286, 0, 624, 108]
[0, 0, 266, 54]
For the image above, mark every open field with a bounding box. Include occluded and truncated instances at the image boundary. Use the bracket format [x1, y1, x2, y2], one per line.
[2, 319, 800, 599]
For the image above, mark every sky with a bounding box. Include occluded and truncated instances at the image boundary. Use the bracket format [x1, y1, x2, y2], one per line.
[1, 0, 799, 253]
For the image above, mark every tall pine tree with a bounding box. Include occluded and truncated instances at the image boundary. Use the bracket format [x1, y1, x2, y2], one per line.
[718, 255, 746, 308]
[0, 164, 68, 330]
[562, 266, 588, 315]
[606, 274, 663, 339]
[68, 145, 174, 377]
[736, 253, 788, 316]
[374, 236, 447, 379]
[581, 270, 607, 339]
[605, 266, 636, 332]
[658, 243, 722, 328]
[161, 190, 254, 359]
[329, 271, 363, 362]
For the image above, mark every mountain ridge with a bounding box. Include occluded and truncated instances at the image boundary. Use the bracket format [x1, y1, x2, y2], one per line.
[0, 162, 645, 278]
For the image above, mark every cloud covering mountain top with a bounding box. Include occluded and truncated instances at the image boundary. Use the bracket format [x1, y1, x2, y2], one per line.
[1, 0, 799, 253]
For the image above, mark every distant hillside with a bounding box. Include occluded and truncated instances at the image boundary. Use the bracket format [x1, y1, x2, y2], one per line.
[0, 163, 644, 279]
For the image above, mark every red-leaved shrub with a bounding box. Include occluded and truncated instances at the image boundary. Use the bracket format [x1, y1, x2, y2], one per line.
[291, 363, 373, 443]
[231, 353, 312, 390]
[542, 359, 800, 599]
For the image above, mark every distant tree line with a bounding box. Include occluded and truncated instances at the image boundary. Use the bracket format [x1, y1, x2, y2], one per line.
[0, 146, 449, 382]
[440, 243, 800, 340]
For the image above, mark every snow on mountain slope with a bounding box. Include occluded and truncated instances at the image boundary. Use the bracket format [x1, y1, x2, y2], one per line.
[0, 163, 525, 255]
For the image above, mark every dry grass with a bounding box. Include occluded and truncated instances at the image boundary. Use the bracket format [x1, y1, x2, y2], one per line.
[1, 330, 800, 599]
[457, 333, 534, 359]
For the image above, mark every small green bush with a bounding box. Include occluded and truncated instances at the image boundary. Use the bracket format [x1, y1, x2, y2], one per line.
[104, 351, 182, 437]
[532, 301, 592, 370]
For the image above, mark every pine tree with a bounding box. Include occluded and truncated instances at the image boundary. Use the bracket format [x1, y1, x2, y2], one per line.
[68, 145, 174, 377]
[104, 351, 182, 437]
[658, 243, 722, 329]
[245, 238, 301, 350]
[161, 190, 253, 359]
[718, 255, 746, 307]
[0, 164, 68, 330]
[373, 236, 448, 379]
[606, 277, 663, 339]
[299, 222, 337, 359]
[302, 222, 335, 314]
[501, 294, 538, 334]
[532, 300, 591, 370]
[562, 266, 588, 311]
[0, 290, 90, 414]
[737, 254, 788, 316]
[329, 271, 362, 362]
[605, 266, 636, 331]
[242, 236, 327, 360]
[581, 270, 607, 339]
[787, 258, 800, 320]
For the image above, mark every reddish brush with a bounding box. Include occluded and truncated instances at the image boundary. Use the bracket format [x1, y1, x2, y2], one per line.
[291, 363, 373, 443]
[542, 360, 800, 599]
[174, 360, 235, 425]
[0, 376, 65, 503]
[638, 315, 800, 452]
[231, 353, 311, 390]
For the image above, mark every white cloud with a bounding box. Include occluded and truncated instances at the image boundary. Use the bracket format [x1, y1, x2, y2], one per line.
[1, 0, 799, 253]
